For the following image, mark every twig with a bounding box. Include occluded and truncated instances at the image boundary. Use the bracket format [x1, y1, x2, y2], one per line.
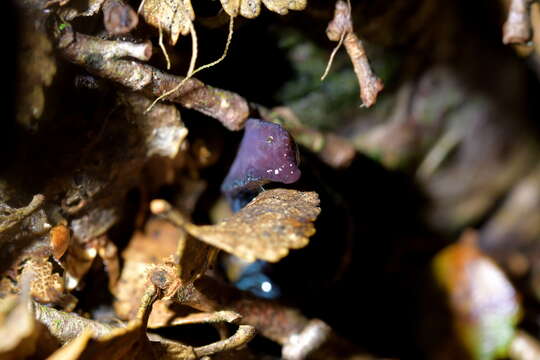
[324, 0, 383, 107]
[194, 325, 256, 357]
[175, 276, 367, 359]
[54, 24, 248, 130]
[145, 15, 235, 112]
[136, 284, 159, 327]
[57, 29, 152, 61]
[168, 311, 242, 326]
[282, 319, 332, 360]
[344, 33, 384, 107]
[0, 194, 45, 233]
[416, 127, 463, 180]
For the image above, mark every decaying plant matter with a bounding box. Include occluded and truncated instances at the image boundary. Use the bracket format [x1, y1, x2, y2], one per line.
[151, 189, 321, 262]
[6, 0, 540, 358]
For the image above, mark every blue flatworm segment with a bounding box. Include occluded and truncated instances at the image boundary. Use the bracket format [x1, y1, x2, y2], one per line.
[221, 118, 301, 211]
[235, 260, 282, 299]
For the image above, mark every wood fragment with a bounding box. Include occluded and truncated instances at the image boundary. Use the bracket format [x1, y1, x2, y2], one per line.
[325, 0, 383, 107]
[281, 319, 332, 360]
[103, 0, 139, 35]
[503, 0, 534, 44]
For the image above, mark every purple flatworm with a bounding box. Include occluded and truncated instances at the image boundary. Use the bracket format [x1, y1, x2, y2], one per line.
[221, 118, 301, 211]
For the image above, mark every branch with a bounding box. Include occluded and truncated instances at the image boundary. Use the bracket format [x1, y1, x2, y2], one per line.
[54, 24, 249, 131]
[325, 0, 383, 107]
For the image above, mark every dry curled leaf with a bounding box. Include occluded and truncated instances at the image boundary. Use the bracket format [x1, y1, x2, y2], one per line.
[156, 189, 320, 262]
[141, 0, 194, 45]
[49, 320, 154, 360]
[0, 275, 60, 360]
[20, 257, 76, 311]
[220, 0, 306, 18]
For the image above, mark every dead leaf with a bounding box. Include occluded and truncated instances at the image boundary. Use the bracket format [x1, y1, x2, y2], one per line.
[141, 0, 195, 45]
[433, 230, 522, 360]
[0, 295, 40, 359]
[35, 300, 115, 345]
[155, 189, 321, 262]
[49, 224, 70, 260]
[220, 0, 306, 18]
[114, 219, 179, 321]
[46, 330, 93, 360]
[20, 257, 76, 310]
[46, 320, 156, 360]
[0, 278, 60, 360]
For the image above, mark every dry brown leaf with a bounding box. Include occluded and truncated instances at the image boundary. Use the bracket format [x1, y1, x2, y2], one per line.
[20, 257, 77, 311]
[0, 278, 60, 360]
[46, 320, 155, 360]
[141, 0, 195, 45]
[220, 0, 306, 18]
[185, 189, 320, 262]
[46, 330, 92, 360]
[114, 219, 179, 321]
[0, 295, 40, 359]
[35, 302, 115, 345]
